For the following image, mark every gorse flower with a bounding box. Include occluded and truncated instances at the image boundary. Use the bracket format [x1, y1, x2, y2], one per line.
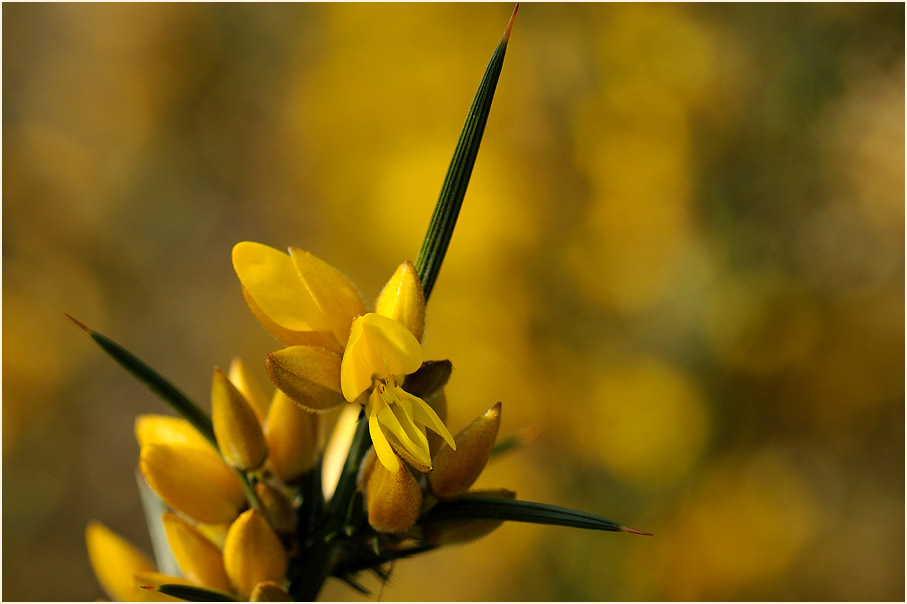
[78, 8, 652, 602]
[233, 242, 455, 473]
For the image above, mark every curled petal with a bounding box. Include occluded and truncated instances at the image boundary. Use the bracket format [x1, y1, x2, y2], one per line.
[367, 397, 399, 474]
[375, 260, 426, 342]
[340, 313, 423, 402]
[401, 388, 456, 451]
[266, 346, 344, 412]
[375, 393, 431, 468]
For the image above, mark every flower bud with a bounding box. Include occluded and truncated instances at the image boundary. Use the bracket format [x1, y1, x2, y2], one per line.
[422, 489, 516, 546]
[375, 260, 426, 342]
[161, 512, 231, 592]
[250, 581, 292, 602]
[429, 402, 502, 500]
[360, 449, 422, 533]
[224, 510, 288, 599]
[212, 367, 268, 471]
[140, 443, 245, 525]
[255, 481, 298, 535]
[135, 414, 211, 450]
[265, 390, 319, 484]
[228, 356, 271, 424]
[265, 346, 344, 412]
[85, 521, 156, 602]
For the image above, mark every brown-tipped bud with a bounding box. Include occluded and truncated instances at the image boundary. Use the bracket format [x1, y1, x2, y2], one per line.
[228, 357, 271, 424]
[250, 581, 292, 602]
[265, 346, 345, 412]
[423, 489, 517, 546]
[212, 368, 268, 471]
[360, 448, 423, 533]
[140, 443, 245, 525]
[254, 482, 297, 535]
[161, 512, 231, 592]
[429, 402, 502, 500]
[375, 260, 426, 342]
[265, 391, 319, 484]
[224, 510, 288, 599]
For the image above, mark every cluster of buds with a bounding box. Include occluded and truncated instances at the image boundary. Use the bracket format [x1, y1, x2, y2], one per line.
[85, 247, 521, 601]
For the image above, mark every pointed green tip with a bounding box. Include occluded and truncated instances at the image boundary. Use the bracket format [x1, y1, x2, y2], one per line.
[64, 313, 92, 334]
[503, 4, 519, 42]
[621, 526, 654, 536]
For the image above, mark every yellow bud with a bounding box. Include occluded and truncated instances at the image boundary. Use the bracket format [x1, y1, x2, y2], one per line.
[133, 571, 195, 602]
[224, 510, 288, 599]
[85, 521, 156, 602]
[375, 260, 426, 342]
[140, 443, 245, 525]
[161, 512, 231, 592]
[429, 402, 502, 500]
[228, 356, 271, 424]
[250, 581, 292, 602]
[422, 489, 516, 546]
[212, 367, 268, 471]
[265, 345, 344, 412]
[265, 390, 319, 484]
[135, 414, 211, 450]
[360, 449, 422, 533]
[254, 481, 298, 535]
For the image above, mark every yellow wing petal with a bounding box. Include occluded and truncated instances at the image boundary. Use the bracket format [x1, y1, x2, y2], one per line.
[232, 242, 325, 333]
[289, 247, 366, 347]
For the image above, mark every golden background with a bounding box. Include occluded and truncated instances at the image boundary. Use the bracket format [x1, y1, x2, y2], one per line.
[3, 3, 904, 601]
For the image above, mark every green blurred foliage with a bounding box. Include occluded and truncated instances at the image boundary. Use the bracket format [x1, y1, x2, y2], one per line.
[3, 3, 903, 601]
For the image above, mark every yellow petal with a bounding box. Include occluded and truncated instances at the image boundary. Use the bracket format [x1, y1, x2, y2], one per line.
[429, 403, 502, 500]
[134, 571, 195, 602]
[265, 390, 319, 484]
[289, 247, 366, 347]
[340, 313, 423, 402]
[228, 357, 271, 424]
[212, 367, 268, 471]
[375, 260, 426, 342]
[400, 388, 456, 450]
[361, 449, 422, 533]
[266, 346, 345, 412]
[254, 482, 298, 534]
[366, 396, 399, 473]
[250, 581, 292, 602]
[232, 242, 326, 333]
[240, 285, 340, 352]
[140, 443, 246, 525]
[375, 392, 431, 468]
[224, 510, 288, 599]
[85, 521, 156, 602]
[161, 512, 231, 592]
[135, 415, 212, 451]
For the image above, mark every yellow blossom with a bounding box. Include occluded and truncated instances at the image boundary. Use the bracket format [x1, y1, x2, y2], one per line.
[341, 312, 455, 473]
[265, 390, 319, 484]
[228, 356, 271, 424]
[429, 402, 502, 500]
[211, 367, 268, 471]
[359, 449, 422, 533]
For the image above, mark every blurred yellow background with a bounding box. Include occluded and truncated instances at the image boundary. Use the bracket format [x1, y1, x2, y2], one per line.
[3, 3, 904, 601]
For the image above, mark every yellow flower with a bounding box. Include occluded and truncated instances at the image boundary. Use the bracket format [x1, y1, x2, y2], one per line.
[341, 312, 455, 473]
[85, 521, 156, 601]
[223, 510, 288, 599]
